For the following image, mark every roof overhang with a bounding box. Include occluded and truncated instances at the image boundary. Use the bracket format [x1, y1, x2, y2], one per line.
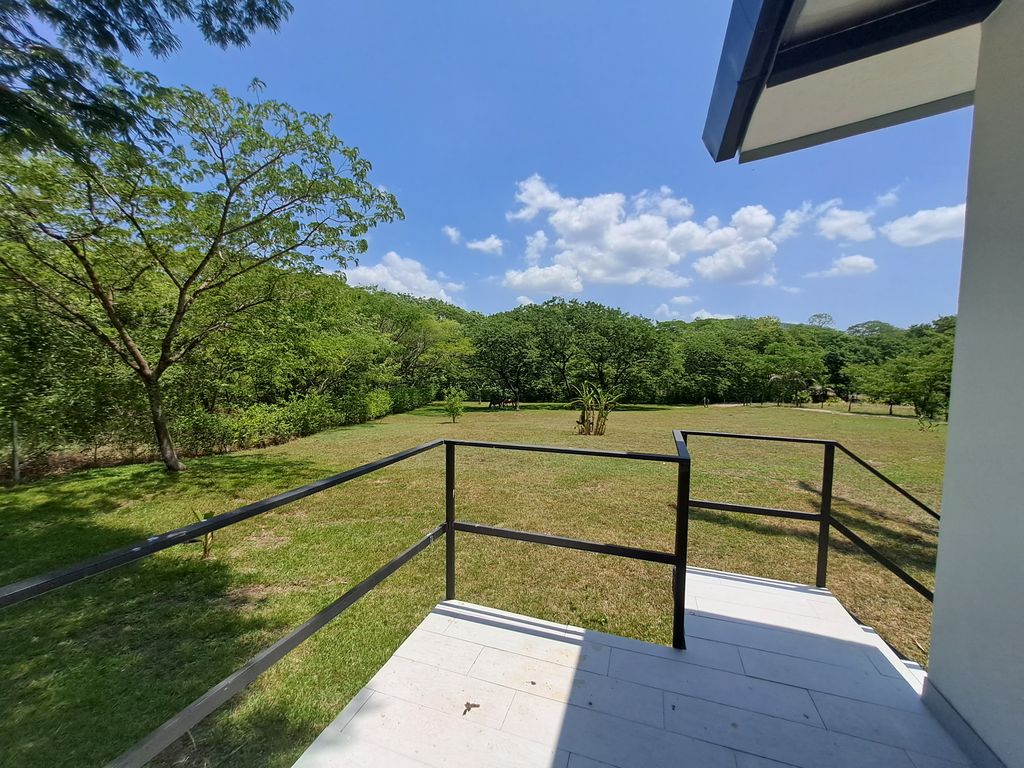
[703, 0, 1001, 163]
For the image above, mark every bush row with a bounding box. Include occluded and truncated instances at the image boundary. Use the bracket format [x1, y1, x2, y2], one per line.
[173, 386, 429, 456]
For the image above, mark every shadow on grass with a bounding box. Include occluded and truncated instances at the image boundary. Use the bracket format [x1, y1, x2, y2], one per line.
[0, 448, 362, 768]
[0, 453, 322, 586]
[0, 549, 300, 768]
[796, 480, 940, 541]
[681, 502, 937, 577]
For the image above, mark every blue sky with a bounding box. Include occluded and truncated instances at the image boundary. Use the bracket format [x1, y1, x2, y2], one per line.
[134, 1, 972, 329]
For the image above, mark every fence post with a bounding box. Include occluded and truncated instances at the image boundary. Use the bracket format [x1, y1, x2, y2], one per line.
[445, 442, 456, 600]
[672, 455, 691, 649]
[816, 442, 835, 588]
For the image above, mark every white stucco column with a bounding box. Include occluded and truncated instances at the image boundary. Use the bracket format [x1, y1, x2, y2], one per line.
[927, 1, 1024, 766]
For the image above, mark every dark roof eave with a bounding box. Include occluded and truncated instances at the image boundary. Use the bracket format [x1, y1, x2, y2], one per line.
[702, 0, 1002, 163]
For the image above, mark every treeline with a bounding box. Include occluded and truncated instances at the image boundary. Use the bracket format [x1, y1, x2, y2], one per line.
[466, 302, 954, 416]
[0, 276, 470, 472]
[1, 277, 954, 475]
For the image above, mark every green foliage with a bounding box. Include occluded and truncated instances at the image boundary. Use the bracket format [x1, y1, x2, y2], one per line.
[0, 263, 956, 476]
[572, 382, 621, 436]
[442, 388, 467, 423]
[0, 83, 402, 471]
[1, 2, 291, 155]
[191, 511, 216, 559]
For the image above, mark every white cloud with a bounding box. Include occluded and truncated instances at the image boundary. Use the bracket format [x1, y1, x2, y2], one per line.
[466, 234, 504, 255]
[653, 303, 679, 321]
[441, 225, 461, 245]
[730, 205, 776, 239]
[504, 175, 785, 288]
[503, 263, 583, 293]
[516, 295, 535, 306]
[880, 203, 965, 246]
[780, 285, 802, 294]
[670, 295, 696, 305]
[345, 251, 460, 302]
[770, 199, 840, 243]
[506, 174, 567, 221]
[817, 205, 876, 242]
[691, 309, 736, 320]
[693, 238, 778, 284]
[875, 187, 900, 207]
[524, 230, 548, 264]
[632, 186, 695, 220]
[806, 254, 878, 278]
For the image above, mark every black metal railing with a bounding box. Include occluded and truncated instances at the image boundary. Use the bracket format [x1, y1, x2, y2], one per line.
[674, 429, 937, 600]
[0, 437, 691, 768]
[0, 429, 936, 767]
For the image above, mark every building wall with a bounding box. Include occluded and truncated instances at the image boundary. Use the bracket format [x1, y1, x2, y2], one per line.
[928, 1, 1024, 765]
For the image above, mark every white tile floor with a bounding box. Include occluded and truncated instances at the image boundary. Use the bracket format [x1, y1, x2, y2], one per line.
[293, 568, 969, 768]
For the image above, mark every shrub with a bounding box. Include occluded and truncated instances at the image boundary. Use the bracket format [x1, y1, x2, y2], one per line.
[365, 388, 394, 420]
[390, 385, 434, 414]
[572, 383, 621, 436]
[282, 393, 340, 435]
[442, 387, 467, 423]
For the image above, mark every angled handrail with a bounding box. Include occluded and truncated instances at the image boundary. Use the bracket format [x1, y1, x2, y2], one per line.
[674, 429, 939, 520]
[675, 428, 935, 602]
[107, 524, 446, 768]
[0, 439, 445, 610]
[835, 443, 940, 520]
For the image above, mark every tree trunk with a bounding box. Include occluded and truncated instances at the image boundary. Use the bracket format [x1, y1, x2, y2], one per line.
[889, 403, 893, 416]
[143, 377, 185, 472]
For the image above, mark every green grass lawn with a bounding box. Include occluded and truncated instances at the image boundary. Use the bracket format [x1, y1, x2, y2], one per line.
[0, 404, 943, 768]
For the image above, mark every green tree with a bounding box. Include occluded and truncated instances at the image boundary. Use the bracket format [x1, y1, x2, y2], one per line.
[1, 1, 291, 155]
[0, 86, 401, 471]
[570, 302, 663, 398]
[442, 387, 467, 423]
[471, 314, 540, 409]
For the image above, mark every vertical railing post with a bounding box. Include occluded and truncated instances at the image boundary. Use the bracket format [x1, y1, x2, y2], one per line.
[816, 442, 835, 588]
[672, 448, 691, 650]
[445, 441, 456, 600]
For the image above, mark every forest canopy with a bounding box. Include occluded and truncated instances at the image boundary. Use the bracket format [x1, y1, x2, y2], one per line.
[1, 269, 955, 477]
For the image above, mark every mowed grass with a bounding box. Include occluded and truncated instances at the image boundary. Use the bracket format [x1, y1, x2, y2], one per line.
[0, 404, 943, 768]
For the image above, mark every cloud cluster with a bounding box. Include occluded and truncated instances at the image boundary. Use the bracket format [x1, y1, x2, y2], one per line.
[817, 206, 876, 242]
[880, 204, 966, 246]
[814, 194, 965, 247]
[653, 302, 730, 322]
[344, 251, 463, 302]
[466, 234, 504, 255]
[501, 175, 813, 293]
[806, 254, 877, 278]
[441, 225, 461, 245]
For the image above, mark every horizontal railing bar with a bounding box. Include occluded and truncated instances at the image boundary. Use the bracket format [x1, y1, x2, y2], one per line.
[835, 444, 940, 520]
[453, 521, 676, 565]
[675, 430, 837, 446]
[829, 518, 934, 602]
[0, 440, 445, 610]
[446, 440, 688, 463]
[689, 499, 821, 521]
[105, 524, 446, 768]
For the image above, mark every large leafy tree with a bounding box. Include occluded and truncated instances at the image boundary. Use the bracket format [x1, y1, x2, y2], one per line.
[0, 85, 402, 471]
[471, 314, 541, 408]
[1, 0, 292, 154]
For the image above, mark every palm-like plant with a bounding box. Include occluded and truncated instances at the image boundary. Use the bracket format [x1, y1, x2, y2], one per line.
[571, 382, 621, 435]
